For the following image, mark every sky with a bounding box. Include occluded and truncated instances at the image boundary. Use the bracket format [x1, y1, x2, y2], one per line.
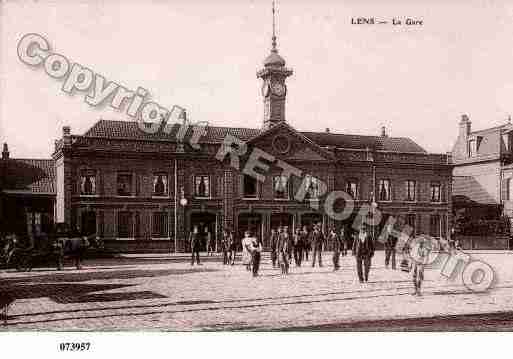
[2, 0, 513, 158]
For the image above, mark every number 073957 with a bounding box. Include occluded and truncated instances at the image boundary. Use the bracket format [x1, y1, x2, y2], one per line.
[59, 343, 91, 351]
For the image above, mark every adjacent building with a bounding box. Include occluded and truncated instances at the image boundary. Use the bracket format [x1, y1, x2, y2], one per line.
[0, 143, 55, 240]
[451, 115, 513, 248]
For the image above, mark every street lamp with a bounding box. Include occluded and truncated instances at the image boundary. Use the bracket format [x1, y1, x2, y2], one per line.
[179, 186, 188, 207]
[370, 193, 378, 241]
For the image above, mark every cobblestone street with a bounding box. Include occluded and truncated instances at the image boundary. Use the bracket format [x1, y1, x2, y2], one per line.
[2, 251, 513, 331]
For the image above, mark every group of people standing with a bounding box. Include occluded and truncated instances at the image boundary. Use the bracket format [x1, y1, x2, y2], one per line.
[269, 224, 353, 272]
[189, 222, 426, 295]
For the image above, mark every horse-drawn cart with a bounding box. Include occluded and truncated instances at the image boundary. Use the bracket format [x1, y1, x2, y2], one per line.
[1, 232, 102, 271]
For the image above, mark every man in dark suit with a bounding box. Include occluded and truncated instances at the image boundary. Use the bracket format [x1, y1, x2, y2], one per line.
[189, 225, 201, 266]
[353, 224, 374, 282]
[384, 223, 398, 269]
[311, 224, 325, 267]
[269, 228, 279, 268]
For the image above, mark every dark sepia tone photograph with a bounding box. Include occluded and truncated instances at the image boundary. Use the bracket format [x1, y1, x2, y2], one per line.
[1, 0, 513, 351]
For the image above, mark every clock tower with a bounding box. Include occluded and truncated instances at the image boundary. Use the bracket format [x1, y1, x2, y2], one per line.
[257, 1, 293, 130]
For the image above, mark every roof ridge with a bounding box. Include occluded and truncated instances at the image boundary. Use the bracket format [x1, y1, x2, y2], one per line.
[87, 118, 261, 131]
[300, 130, 414, 140]
[9, 158, 54, 163]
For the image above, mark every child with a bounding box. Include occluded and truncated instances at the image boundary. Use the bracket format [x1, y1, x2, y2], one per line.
[241, 231, 253, 271]
[412, 237, 430, 296]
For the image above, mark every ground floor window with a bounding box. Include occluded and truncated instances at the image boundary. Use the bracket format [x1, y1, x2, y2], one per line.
[429, 214, 441, 238]
[152, 212, 169, 238]
[118, 211, 133, 238]
[405, 214, 416, 236]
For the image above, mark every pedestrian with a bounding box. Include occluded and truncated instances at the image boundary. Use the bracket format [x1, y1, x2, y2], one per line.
[329, 227, 341, 271]
[251, 235, 262, 277]
[340, 225, 349, 256]
[270, 228, 279, 268]
[277, 227, 289, 275]
[384, 223, 398, 269]
[228, 230, 237, 265]
[412, 237, 430, 296]
[301, 226, 310, 261]
[311, 224, 325, 267]
[241, 230, 253, 271]
[293, 228, 303, 266]
[189, 225, 201, 266]
[284, 226, 293, 262]
[353, 224, 374, 283]
[221, 229, 230, 265]
[205, 227, 213, 256]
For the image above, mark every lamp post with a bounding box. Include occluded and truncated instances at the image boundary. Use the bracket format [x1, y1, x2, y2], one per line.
[178, 186, 188, 253]
[370, 192, 378, 242]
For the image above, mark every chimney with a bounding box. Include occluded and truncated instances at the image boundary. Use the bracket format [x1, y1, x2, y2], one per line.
[459, 114, 471, 138]
[381, 126, 387, 137]
[325, 128, 330, 133]
[63, 126, 71, 146]
[2, 143, 9, 160]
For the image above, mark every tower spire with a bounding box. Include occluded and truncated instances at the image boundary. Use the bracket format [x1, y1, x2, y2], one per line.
[271, 0, 277, 53]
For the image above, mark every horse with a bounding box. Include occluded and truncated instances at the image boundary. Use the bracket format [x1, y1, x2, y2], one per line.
[55, 233, 102, 270]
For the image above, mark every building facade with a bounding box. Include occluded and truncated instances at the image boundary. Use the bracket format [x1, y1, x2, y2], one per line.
[0, 143, 55, 241]
[51, 30, 452, 253]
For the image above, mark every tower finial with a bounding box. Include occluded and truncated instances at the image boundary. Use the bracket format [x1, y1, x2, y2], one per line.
[271, 0, 277, 53]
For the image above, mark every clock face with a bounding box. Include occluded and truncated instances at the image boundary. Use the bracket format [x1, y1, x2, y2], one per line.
[261, 82, 270, 97]
[271, 82, 286, 96]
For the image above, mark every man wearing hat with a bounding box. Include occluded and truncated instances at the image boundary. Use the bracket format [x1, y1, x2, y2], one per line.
[352, 224, 374, 282]
[311, 224, 326, 267]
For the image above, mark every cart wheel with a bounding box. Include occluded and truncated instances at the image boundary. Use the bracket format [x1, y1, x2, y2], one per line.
[15, 256, 31, 272]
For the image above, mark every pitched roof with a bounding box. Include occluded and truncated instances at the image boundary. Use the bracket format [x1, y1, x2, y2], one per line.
[452, 176, 498, 205]
[84, 119, 261, 144]
[301, 132, 427, 153]
[1, 158, 55, 194]
[82, 119, 427, 154]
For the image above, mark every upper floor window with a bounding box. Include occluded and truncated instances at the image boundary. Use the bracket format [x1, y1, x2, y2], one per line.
[117, 173, 133, 196]
[346, 179, 358, 199]
[153, 173, 168, 197]
[273, 175, 289, 199]
[243, 175, 258, 198]
[468, 139, 477, 157]
[80, 170, 96, 195]
[305, 175, 321, 200]
[430, 182, 441, 202]
[378, 179, 391, 201]
[405, 180, 416, 202]
[194, 175, 210, 198]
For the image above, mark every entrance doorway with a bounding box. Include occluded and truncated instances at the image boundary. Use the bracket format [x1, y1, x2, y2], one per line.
[190, 212, 217, 252]
[81, 211, 97, 236]
[270, 213, 293, 230]
[301, 213, 323, 231]
[237, 213, 263, 246]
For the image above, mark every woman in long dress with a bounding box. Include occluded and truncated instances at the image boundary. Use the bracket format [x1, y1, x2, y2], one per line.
[241, 230, 253, 271]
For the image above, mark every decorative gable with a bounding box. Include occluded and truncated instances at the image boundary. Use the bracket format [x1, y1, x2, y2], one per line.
[246, 122, 335, 162]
